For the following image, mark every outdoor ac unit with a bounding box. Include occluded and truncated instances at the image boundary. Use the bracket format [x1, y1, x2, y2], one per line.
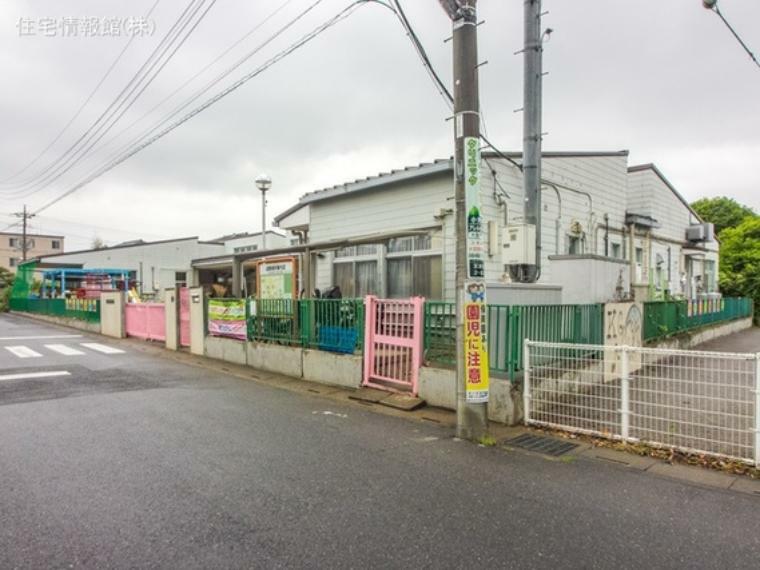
[502, 224, 536, 266]
[686, 222, 715, 243]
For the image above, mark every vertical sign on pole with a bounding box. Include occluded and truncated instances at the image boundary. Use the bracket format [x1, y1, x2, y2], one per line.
[463, 136, 489, 403]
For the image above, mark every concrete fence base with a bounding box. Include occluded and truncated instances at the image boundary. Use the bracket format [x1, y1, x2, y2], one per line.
[9, 311, 101, 334]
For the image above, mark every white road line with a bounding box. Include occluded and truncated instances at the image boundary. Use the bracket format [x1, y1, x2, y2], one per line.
[45, 344, 85, 356]
[4, 346, 43, 358]
[0, 335, 83, 341]
[80, 343, 125, 355]
[0, 371, 71, 382]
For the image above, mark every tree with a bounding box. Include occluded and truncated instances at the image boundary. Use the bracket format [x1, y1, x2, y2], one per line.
[691, 196, 756, 235]
[91, 236, 106, 250]
[717, 216, 760, 318]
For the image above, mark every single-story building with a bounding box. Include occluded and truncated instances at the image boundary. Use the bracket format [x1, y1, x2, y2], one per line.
[35, 236, 226, 298]
[264, 150, 717, 304]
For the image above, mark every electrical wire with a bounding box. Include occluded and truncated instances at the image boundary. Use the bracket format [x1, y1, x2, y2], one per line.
[30, 1, 377, 216]
[0, 0, 215, 196]
[709, 4, 760, 70]
[82, 0, 327, 183]
[0, 0, 163, 185]
[66, 0, 300, 177]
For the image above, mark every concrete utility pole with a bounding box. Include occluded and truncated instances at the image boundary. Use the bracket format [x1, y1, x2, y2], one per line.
[523, 0, 542, 281]
[441, 0, 488, 440]
[12, 204, 35, 262]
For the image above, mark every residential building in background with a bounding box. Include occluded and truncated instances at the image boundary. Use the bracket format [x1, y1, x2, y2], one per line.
[1, 231, 64, 273]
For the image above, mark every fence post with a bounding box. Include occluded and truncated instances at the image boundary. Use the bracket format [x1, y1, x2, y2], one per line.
[755, 353, 760, 467]
[523, 338, 531, 425]
[620, 346, 630, 442]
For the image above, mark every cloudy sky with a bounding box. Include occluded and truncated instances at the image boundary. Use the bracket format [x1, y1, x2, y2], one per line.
[0, 0, 758, 250]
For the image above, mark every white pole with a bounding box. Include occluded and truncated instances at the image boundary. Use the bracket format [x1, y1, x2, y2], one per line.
[523, 338, 531, 425]
[620, 346, 630, 442]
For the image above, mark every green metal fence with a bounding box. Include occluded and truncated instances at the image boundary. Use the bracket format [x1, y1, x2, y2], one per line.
[424, 302, 604, 380]
[247, 298, 364, 354]
[643, 297, 753, 342]
[9, 297, 101, 323]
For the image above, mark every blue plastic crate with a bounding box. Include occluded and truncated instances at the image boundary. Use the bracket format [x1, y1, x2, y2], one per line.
[318, 326, 358, 354]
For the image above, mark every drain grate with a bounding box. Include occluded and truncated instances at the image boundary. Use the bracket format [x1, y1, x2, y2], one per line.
[504, 433, 578, 457]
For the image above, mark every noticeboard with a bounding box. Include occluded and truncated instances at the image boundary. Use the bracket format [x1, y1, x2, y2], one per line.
[256, 256, 298, 299]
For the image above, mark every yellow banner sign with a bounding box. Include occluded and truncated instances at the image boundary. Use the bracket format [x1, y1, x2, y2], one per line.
[464, 299, 489, 403]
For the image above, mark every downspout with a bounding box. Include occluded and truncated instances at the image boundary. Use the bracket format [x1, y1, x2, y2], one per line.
[603, 214, 609, 257]
[541, 182, 562, 255]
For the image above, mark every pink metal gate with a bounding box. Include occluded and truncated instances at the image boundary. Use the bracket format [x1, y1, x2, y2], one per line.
[362, 296, 424, 395]
[179, 287, 190, 347]
[125, 302, 166, 342]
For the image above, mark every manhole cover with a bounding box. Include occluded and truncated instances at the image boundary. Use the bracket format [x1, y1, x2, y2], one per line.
[504, 433, 578, 457]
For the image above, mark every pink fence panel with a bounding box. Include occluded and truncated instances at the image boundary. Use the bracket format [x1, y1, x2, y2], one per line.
[179, 288, 191, 347]
[125, 303, 166, 342]
[362, 296, 424, 395]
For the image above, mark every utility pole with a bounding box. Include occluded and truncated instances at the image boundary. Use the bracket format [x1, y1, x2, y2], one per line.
[12, 204, 36, 262]
[440, 0, 489, 440]
[523, 0, 542, 282]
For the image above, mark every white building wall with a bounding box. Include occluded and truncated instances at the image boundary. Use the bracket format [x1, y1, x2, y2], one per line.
[39, 239, 225, 297]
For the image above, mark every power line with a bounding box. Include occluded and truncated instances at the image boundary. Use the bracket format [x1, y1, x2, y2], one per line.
[707, 3, 760, 70]
[68, 0, 300, 177]
[0, 0, 215, 196]
[78, 0, 327, 186]
[29, 1, 377, 216]
[0, 0, 163, 185]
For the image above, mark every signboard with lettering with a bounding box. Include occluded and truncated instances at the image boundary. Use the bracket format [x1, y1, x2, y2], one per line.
[464, 282, 489, 403]
[256, 257, 297, 300]
[208, 298, 247, 340]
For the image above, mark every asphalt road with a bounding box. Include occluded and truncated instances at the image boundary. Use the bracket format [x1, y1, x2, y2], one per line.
[1, 313, 759, 569]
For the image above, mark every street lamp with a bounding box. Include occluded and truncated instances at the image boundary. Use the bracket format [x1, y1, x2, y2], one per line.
[255, 174, 272, 250]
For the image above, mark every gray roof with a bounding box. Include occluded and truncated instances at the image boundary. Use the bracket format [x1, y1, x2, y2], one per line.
[274, 150, 630, 225]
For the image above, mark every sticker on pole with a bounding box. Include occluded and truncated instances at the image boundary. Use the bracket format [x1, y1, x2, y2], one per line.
[464, 281, 489, 403]
[464, 136, 485, 279]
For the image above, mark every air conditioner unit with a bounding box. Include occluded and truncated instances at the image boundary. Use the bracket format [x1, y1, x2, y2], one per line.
[502, 224, 536, 266]
[686, 222, 715, 243]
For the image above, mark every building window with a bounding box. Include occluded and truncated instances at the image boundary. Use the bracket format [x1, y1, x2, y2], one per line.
[333, 242, 379, 297]
[233, 245, 258, 254]
[387, 255, 442, 299]
[610, 243, 621, 258]
[334, 260, 378, 298]
[9, 238, 18, 248]
[9, 258, 17, 267]
[175, 271, 187, 287]
[51, 240, 61, 249]
[290, 238, 300, 246]
[386, 234, 442, 300]
[704, 260, 716, 292]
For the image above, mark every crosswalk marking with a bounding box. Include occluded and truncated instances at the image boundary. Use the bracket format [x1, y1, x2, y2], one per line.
[79, 343, 125, 355]
[0, 371, 71, 382]
[45, 344, 85, 356]
[0, 334, 82, 341]
[4, 346, 42, 358]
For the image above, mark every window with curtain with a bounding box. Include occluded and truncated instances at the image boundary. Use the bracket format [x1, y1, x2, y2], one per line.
[334, 259, 378, 297]
[387, 255, 442, 299]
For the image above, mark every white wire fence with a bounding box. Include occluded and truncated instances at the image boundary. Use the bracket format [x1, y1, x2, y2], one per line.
[523, 340, 760, 466]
